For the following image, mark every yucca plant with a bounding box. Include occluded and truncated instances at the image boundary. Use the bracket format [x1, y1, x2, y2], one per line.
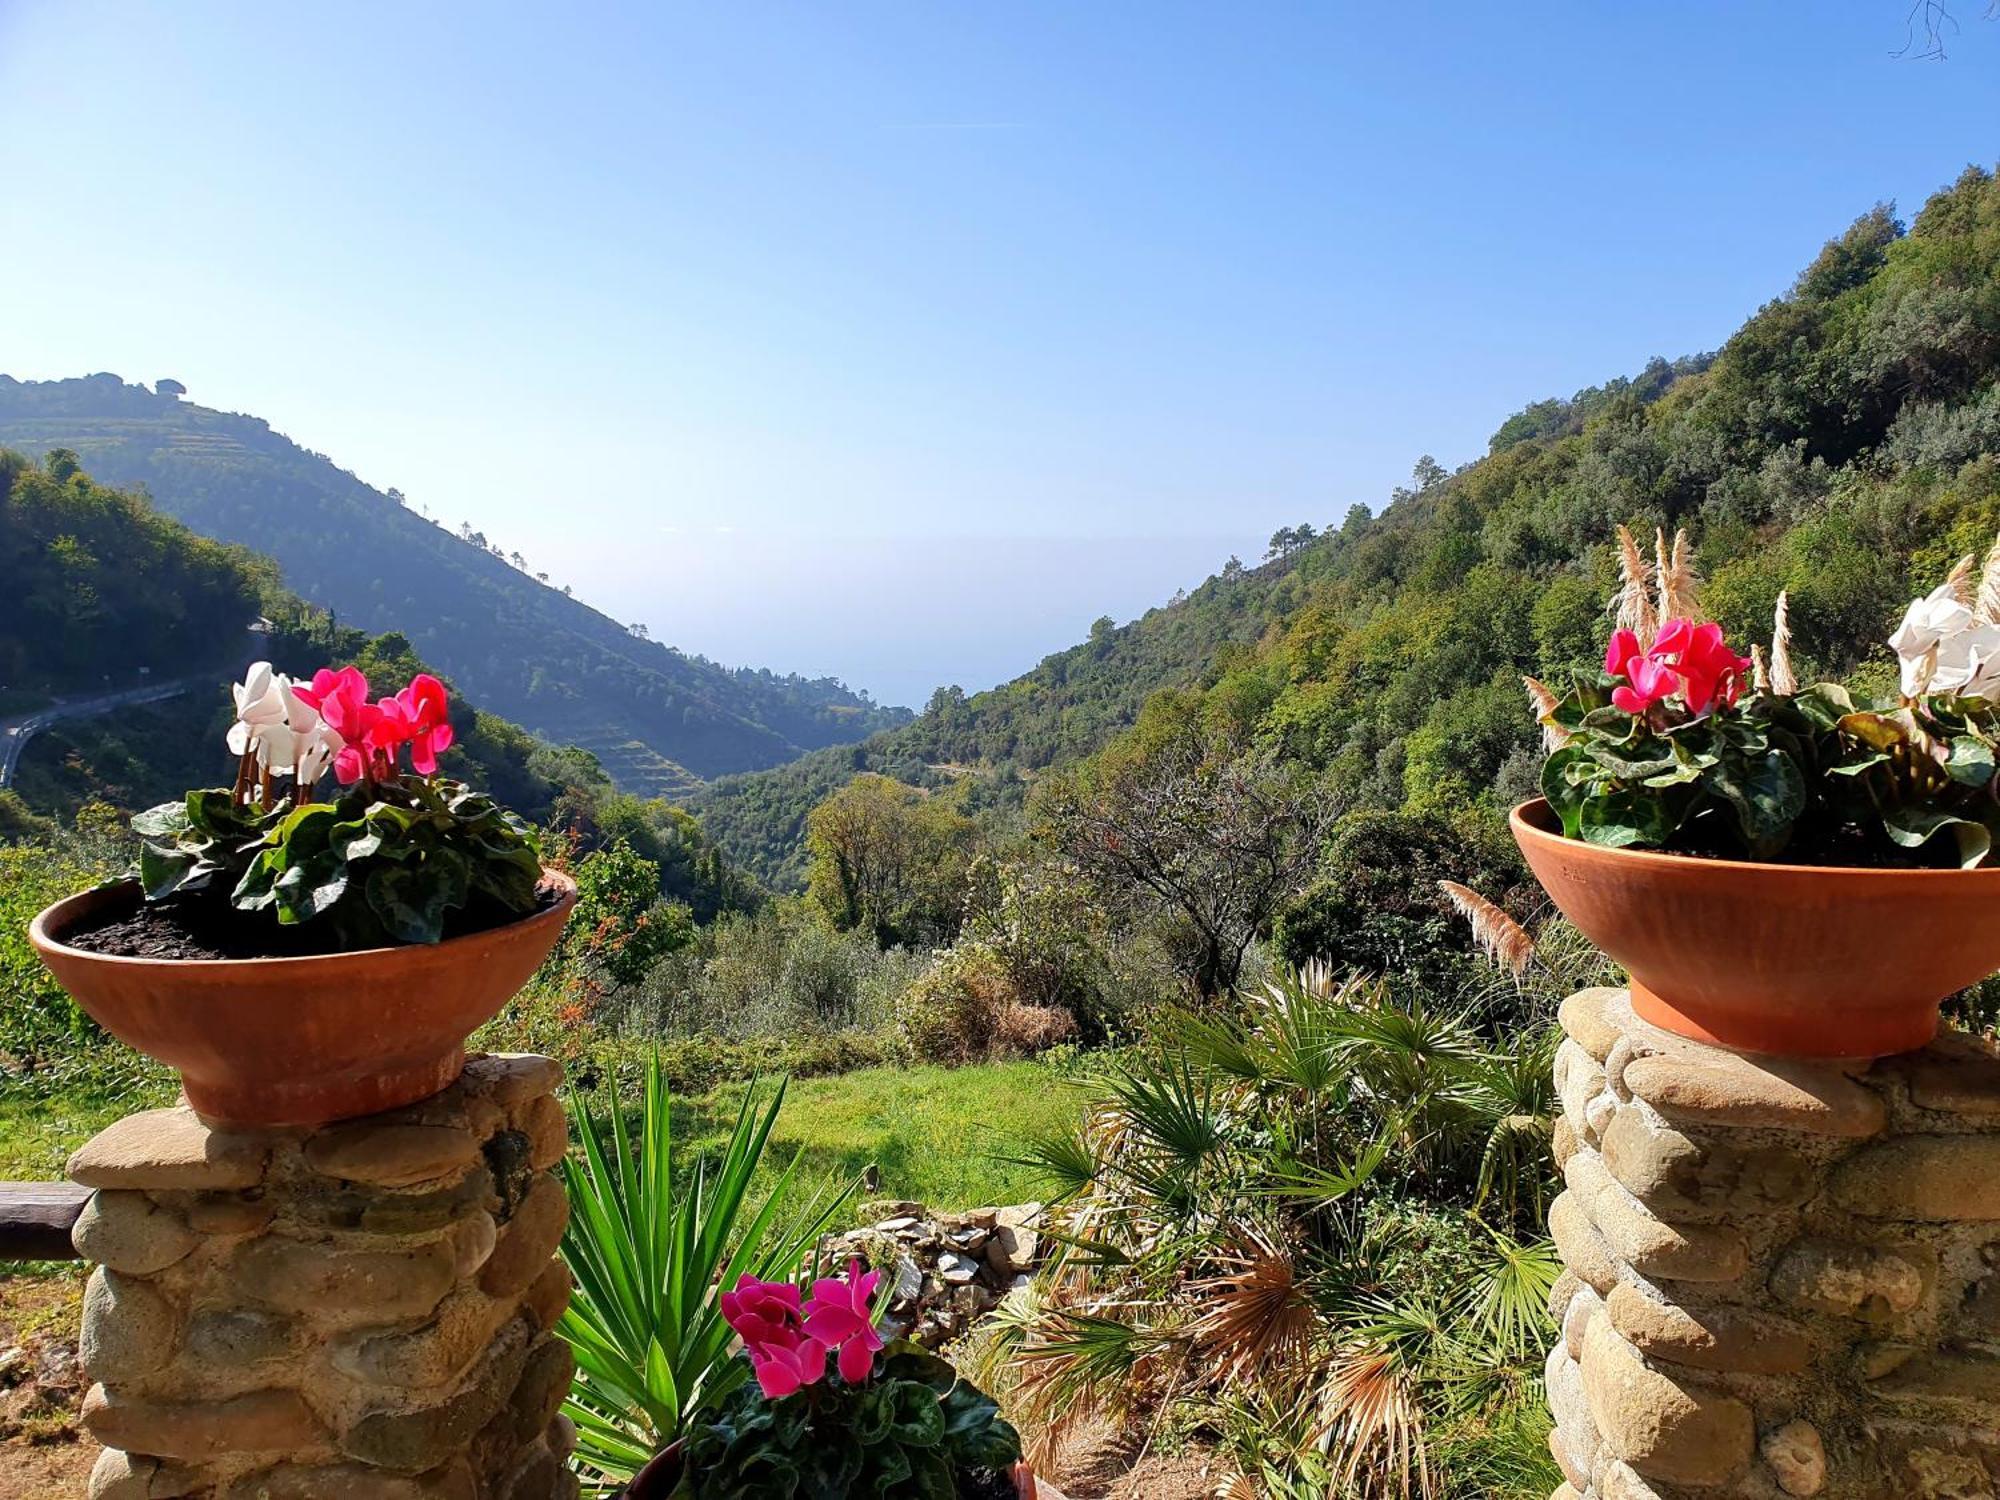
[557, 1056, 852, 1489]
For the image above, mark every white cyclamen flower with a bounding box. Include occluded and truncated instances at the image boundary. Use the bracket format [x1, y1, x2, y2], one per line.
[227, 662, 298, 770]
[1889, 583, 2000, 699]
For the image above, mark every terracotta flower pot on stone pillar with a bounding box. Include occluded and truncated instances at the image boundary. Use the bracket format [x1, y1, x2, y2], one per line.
[1512, 798, 2000, 1058]
[616, 1445, 1060, 1498]
[30, 871, 575, 1126]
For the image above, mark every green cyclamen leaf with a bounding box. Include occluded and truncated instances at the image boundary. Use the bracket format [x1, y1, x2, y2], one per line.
[1947, 736, 1996, 788]
[131, 801, 191, 839]
[363, 850, 471, 944]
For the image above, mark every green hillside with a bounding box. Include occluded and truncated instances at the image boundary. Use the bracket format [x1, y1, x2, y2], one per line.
[0, 378, 909, 798]
[700, 165, 2000, 890]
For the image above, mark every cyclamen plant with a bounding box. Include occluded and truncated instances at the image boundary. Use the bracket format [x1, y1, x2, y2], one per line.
[134, 662, 542, 947]
[684, 1260, 1022, 1499]
[1532, 527, 2000, 867]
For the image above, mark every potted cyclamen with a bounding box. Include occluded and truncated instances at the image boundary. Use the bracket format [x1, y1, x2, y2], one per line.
[619, 1260, 1052, 1500]
[1514, 526, 2000, 1058]
[29, 662, 575, 1125]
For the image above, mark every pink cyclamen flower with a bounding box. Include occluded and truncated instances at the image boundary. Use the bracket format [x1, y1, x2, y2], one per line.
[1653, 618, 1750, 714]
[395, 673, 455, 774]
[803, 1259, 885, 1385]
[1611, 655, 1682, 715]
[294, 667, 380, 783]
[1603, 628, 1643, 679]
[721, 1275, 805, 1351]
[747, 1334, 828, 1399]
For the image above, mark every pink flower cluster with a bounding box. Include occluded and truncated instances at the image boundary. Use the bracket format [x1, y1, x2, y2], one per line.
[294, 667, 456, 784]
[720, 1260, 885, 1399]
[1605, 619, 1752, 717]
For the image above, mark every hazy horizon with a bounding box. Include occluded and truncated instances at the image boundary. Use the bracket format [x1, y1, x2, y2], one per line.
[3, 3, 1994, 706]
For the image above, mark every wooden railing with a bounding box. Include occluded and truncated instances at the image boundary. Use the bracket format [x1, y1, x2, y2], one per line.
[0, 1182, 89, 1260]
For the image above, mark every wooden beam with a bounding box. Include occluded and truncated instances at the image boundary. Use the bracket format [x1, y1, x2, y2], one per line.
[0, 1182, 90, 1261]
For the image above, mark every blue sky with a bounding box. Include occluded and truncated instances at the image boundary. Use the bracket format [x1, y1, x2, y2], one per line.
[1, 3, 1995, 707]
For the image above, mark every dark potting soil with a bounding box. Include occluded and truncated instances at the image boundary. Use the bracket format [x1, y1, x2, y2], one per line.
[58, 884, 564, 961]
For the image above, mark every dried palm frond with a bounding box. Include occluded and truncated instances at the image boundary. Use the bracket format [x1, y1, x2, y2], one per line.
[1311, 1344, 1434, 1500]
[1521, 675, 1567, 750]
[1751, 644, 1770, 692]
[1188, 1226, 1317, 1386]
[1215, 1477, 1260, 1500]
[1437, 881, 1533, 978]
[1654, 527, 1698, 623]
[1612, 525, 1657, 645]
[1947, 551, 1978, 607]
[1976, 532, 2000, 625]
[1769, 590, 1797, 696]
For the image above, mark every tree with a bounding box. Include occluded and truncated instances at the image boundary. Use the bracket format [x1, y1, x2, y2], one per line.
[805, 774, 978, 948]
[1034, 693, 1331, 997]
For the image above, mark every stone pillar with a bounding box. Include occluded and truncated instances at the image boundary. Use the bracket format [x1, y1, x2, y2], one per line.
[67, 1053, 579, 1500]
[1546, 987, 2000, 1500]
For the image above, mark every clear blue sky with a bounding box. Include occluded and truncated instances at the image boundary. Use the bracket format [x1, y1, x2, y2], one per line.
[1, 3, 1995, 707]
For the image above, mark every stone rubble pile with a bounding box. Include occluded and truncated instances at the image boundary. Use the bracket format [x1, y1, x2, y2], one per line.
[1548, 987, 2000, 1500]
[823, 1200, 1046, 1348]
[68, 1053, 578, 1500]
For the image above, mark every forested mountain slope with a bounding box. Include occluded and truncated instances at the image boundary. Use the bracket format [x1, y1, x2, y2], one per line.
[0, 377, 908, 797]
[702, 165, 2000, 890]
[0, 447, 754, 919]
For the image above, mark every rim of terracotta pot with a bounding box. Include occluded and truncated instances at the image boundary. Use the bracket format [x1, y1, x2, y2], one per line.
[1511, 796, 2000, 880]
[30, 867, 577, 969]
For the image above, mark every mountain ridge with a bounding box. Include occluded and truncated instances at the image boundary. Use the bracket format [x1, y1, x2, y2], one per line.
[0, 375, 910, 798]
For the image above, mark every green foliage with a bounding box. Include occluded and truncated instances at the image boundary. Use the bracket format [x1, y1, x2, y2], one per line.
[805, 775, 978, 948]
[0, 447, 273, 694]
[0, 821, 126, 1064]
[135, 776, 542, 946]
[562, 840, 696, 987]
[683, 1344, 1021, 1499]
[558, 1060, 852, 1484]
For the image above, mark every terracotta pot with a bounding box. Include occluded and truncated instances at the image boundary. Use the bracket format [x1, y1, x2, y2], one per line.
[614, 1445, 1052, 1499]
[1511, 798, 2000, 1058]
[29, 872, 575, 1126]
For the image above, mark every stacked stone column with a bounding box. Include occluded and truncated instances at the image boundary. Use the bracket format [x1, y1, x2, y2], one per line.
[1547, 986, 2000, 1499]
[68, 1053, 580, 1500]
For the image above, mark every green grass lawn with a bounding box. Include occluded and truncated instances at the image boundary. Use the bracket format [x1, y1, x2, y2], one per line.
[669, 1060, 1083, 1217]
[0, 1053, 1083, 1222]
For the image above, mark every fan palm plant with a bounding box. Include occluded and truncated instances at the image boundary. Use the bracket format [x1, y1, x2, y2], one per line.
[557, 1055, 852, 1489]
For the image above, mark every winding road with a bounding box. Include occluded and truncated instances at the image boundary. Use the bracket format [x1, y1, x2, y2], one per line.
[0, 679, 203, 789]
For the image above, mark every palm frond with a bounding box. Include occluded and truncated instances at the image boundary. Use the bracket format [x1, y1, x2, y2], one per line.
[1189, 1224, 1318, 1385]
[1436, 881, 1533, 978]
[1750, 643, 1770, 692]
[1612, 524, 1657, 645]
[1769, 590, 1797, 696]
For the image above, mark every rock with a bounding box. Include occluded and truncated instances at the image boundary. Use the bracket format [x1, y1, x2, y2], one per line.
[336, 1288, 511, 1388]
[1900, 1446, 1995, 1498]
[1870, 1348, 2000, 1402]
[1621, 1052, 1885, 1138]
[1769, 1238, 1928, 1323]
[939, 1252, 980, 1285]
[1548, 1268, 1582, 1327]
[1547, 1427, 1589, 1490]
[305, 1124, 480, 1189]
[1832, 1135, 2000, 1221]
[1557, 1040, 1608, 1144]
[73, 1190, 201, 1275]
[1562, 1282, 1603, 1361]
[1579, 1317, 1754, 1486]
[1561, 987, 1626, 1063]
[1894, 1030, 2000, 1115]
[498, 1444, 561, 1500]
[987, 1221, 1039, 1275]
[1552, 1116, 1578, 1170]
[1573, 1158, 1747, 1283]
[340, 1324, 529, 1472]
[517, 1095, 568, 1172]
[1762, 1420, 1827, 1497]
[70, 1109, 269, 1190]
[1605, 1282, 1814, 1375]
[183, 1192, 276, 1236]
[502, 1336, 574, 1445]
[889, 1255, 924, 1305]
[81, 1268, 178, 1380]
[1550, 1191, 1619, 1295]
[479, 1174, 567, 1300]
[185, 1308, 295, 1370]
[224, 1462, 476, 1499]
[1599, 1106, 1814, 1221]
[83, 1384, 330, 1460]
[874, 1216, 921, 1233]
[234, 1236, 457, 1323]
[523, 1260, 572, 1333]
[459, 1054, 563, 1106]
